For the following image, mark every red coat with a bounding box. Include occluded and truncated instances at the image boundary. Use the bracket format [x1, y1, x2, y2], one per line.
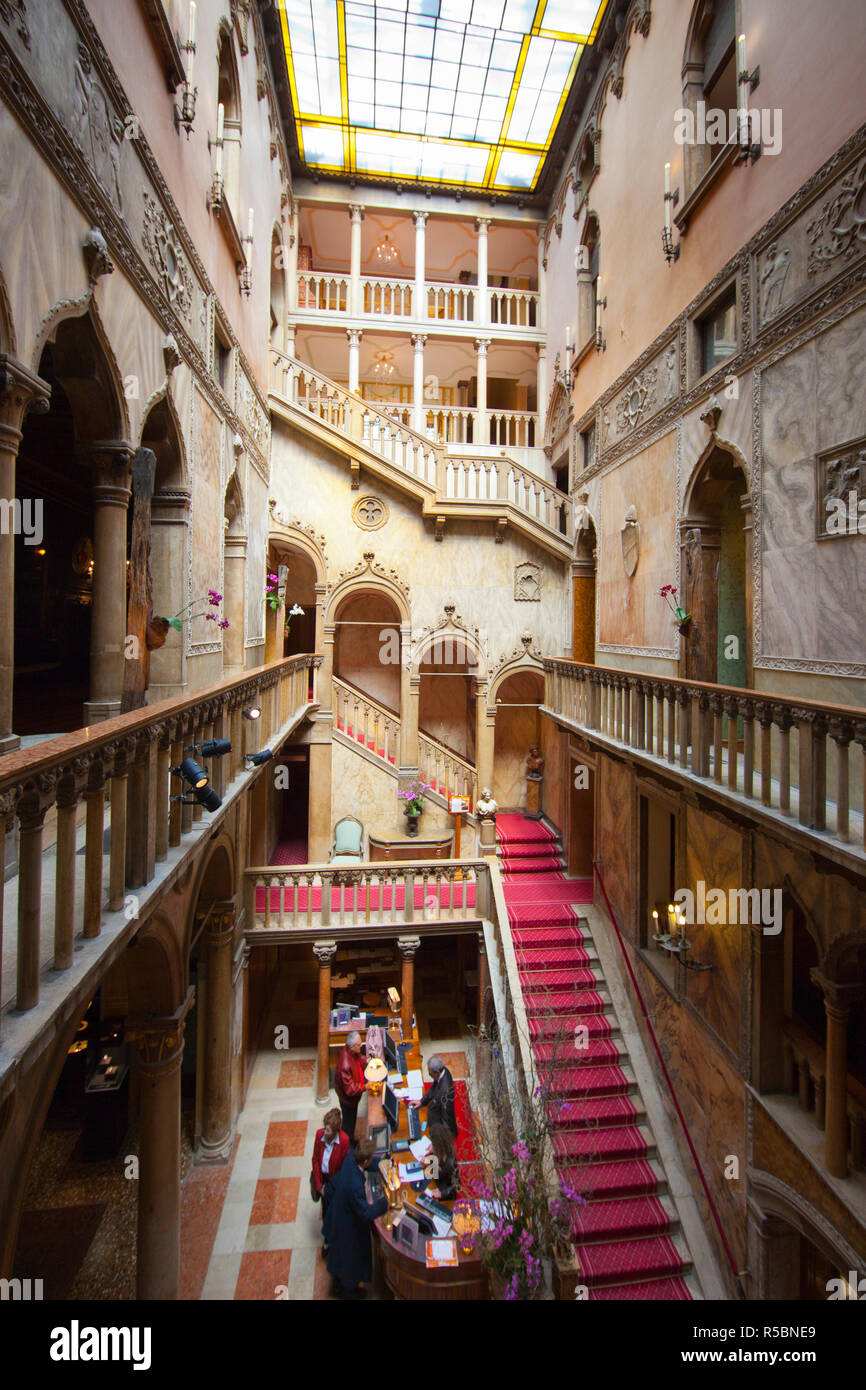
[335, 1044, 366, 1103]
[312, 1129, 350, 1195]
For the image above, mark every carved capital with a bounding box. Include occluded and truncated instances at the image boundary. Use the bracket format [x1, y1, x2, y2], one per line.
[87, 442, 134, 496]
[0, 354, 51, 434]
[162, 333, 182, 376]
[312, 939, 337, 968]
[397, 934, 421, 960]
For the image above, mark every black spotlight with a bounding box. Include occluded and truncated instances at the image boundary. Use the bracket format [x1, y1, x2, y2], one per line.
[242, 707, 261, 721]
[245, 748, 274, 766]
[195, 785, 222, 812]
[193, 739, 232, 757]
[175, 757, 209, 789]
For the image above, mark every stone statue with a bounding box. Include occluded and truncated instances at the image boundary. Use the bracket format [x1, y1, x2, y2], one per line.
[476, 787, 498, 819]
[526, 746, 545, 779]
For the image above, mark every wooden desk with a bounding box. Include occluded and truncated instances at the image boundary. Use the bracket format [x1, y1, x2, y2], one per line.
[368, 833, 454, 862]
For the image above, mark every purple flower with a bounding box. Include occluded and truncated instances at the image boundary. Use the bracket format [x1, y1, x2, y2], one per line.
[511, 1141, 531, 1162]
[207, 589, 223, 604]
[219, 619, 230, 630]
[204, 613, 216, 621]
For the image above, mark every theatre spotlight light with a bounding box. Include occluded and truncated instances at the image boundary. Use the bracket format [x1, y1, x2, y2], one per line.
[172, 757, 209, 790]
[190, 738, 232, 757]
[196, 785, 222, 812]
[244, 748, 274, 766]
[242, 707, 261, 721]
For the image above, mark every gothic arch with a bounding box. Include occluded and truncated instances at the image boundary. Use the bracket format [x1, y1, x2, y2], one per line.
[141, 388, 188, 490]
[32, 299, 130, 443]
[748, 1169, 863, 1285]
[267, 509, 327, 587]
[224, 468, 246, 537]
[683, 430, 751, 516]
[488, 651, 545, 714]
[325, 554, 410, 626]
[0, 260, 16, 354]
[411, 612, 488, 680]
[184, 835, 236, 967]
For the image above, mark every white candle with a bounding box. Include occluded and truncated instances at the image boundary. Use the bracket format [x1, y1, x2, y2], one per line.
[664, 162, 671, 232]
[565, 325, 572, 353]
[247, 207, 254, 242]
[215, 102, 224, 177]
[187, 2, 196, 85]
[738, 32, 747, 79]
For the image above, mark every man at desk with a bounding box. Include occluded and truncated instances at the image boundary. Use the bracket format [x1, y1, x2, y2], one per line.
[335, 1030, 366, 1143]
[408, 1055, 457, 1138]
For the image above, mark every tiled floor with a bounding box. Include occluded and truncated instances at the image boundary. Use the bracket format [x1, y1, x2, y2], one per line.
[200, 949, 475, 1300]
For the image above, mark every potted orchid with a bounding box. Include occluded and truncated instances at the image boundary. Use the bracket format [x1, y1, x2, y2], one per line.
[265, 571, 305, 634]
[397, 779, 432, 837]
[161, 589, 229, 633]
[660, 583, 691, 632]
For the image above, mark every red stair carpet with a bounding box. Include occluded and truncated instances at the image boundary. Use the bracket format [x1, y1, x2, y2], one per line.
[497, 813, 691, 1301]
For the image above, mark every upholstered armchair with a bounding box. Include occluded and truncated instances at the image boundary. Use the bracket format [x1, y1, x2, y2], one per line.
[330, 815, 365, 865]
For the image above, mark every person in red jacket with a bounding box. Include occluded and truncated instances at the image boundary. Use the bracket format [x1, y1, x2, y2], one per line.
[334, 1030, 366, 1144]
[312, 1108, 350, 1257]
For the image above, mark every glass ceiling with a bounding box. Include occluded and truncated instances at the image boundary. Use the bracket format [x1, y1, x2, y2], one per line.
[277, 0, 608, 192]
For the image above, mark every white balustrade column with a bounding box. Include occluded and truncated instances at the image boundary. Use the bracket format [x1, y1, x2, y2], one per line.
[537, 230, 547, 332]
[347, 329, 362, 394]
[349, 204, 364, 317]
[536, 344, 547, 424]
[413, 211, 428, 321]
[475, 338, 490, 446]
[475, 218, 490, 327]
[412, 333, 427, 433]
[287, 207, 299, 312]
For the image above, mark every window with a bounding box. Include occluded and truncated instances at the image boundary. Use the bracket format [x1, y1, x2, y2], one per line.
[681, 0, 737, 199]
[699, 285, 737, 375]
[215, 323, 233, 395]
[577, 212, 600, 350]
[581, 423, 596, 472]
[217, 30, 242, 223]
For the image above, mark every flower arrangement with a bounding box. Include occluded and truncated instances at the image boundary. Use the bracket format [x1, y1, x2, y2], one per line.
[163, 590, 229, 631]
[660, 583, 691, 628]
[265, 572, 305, 633]
[397, 780, 431, 816]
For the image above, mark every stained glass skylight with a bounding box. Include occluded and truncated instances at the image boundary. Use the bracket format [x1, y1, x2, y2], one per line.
[278, 0, 608, 192]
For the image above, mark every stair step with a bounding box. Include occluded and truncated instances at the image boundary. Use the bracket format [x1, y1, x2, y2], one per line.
[512, 926, 590, 948]
[524, 989, 611, 1015]
[557, 1158, 666, 1199]
[518, 967, 601, 990]
[587, 1276, 692, 1301]
[532, 1038, 624, 1066]
[529, 1012, 616, 1041]
[516, 946, 596, 966]
[552, 1121, 654, 1158]
[572, 1194, 677, 1243]
[576, 1233, 690, 1287]
[548, 1065, 637, 1099]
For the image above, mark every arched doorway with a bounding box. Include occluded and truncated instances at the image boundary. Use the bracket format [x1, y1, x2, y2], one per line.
[681, 443, 750, 685]
[492, 670, 543, 808]
[14, 312, 128, 732]
[266, 542, 317, 661]
[333, 590, 402, 718]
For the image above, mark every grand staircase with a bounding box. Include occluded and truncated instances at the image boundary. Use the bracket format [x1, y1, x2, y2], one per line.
[497, 813, 700, 1300]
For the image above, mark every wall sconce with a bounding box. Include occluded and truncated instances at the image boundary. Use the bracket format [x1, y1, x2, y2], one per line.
[174, 2, 197, 137]
[662, 163, 680, 263]
[594, 292, 606, 352]
[240, 207, 254, 298]
[208, 101, 224, 213]
[651, 907, 712, 972]
[552, 351, 570, 392]
[736, 33, 762, 165]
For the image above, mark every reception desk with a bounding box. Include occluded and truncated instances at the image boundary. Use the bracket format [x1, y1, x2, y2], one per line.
[368, 832, 454, 862]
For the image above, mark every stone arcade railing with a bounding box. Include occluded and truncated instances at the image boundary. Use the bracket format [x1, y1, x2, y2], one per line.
[333, 677, 400, 768]
[269, 351, 572, 551]
[544, 660, 866, 855]
[782, 1018, 866, 1171]
[244, 858, 488, 936]
[0, 655, 320, 1027]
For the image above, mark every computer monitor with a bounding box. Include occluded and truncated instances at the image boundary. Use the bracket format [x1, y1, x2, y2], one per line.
[383, 1083, 399, 1132]
[384, 1030, 399, 1072]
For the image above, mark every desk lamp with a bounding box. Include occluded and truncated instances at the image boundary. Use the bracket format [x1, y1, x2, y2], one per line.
[364, 1056, 388, 1096]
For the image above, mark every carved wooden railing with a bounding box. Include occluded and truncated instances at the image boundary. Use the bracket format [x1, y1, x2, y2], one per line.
[544, 660, 866, 854]
[333, 676, 400, 767]
[418, 730, 476, 807]
[270, 351, 572, 547]
[244, 858, 488, 933]
[0, 655, 320, 1025]
[782, 1019, 866, 1170]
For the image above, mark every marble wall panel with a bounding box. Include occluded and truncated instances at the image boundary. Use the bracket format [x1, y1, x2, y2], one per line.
[492, 672, 543, 810]
[190, 388, 223, 650]
[596, 752, 632, 930]
[598, 432, 676, 649]
[681, 805, 744, 1058]
[244, 462, 268, 648]
[331, 738, 451, 842]
[540, 716, 565, 835]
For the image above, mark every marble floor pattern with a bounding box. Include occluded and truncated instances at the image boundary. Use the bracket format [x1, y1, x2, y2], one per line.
[200, 954, 475, 1301]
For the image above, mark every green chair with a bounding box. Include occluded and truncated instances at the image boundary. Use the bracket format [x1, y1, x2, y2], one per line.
[330, 815, 364, 865]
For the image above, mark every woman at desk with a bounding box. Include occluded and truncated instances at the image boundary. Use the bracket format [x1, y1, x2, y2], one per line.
[426, 1123, 460, 1202]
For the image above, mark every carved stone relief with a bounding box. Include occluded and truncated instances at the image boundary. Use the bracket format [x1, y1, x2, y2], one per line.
[815, 438, 865, 539]
[0, 0, 29, 48]
[352, 494, 389, 530]
[806, 157, 866, 277]
[760, 242, 792, 320]
[71, 43, 124, 212]
[143, 193, 192, 320]
[514, 562, 541, 602]
[601, 338, 679, 450]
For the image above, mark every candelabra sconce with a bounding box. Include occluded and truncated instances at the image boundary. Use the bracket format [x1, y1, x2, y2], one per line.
[552, 351, 571, 392]
[735, 34, 762, 165]
[239, 209, 254, 297]
[208, 101, 225, 214]
[594, 298, 606, 353]
[174, 3, 197, 137]
[662, 197, 680, 265]
[650, 908, 713, 973]
[208, 170, 224, 215]
[735, 109, 763, 166]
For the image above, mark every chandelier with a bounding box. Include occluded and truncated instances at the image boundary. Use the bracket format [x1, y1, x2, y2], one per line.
[375, 233, 397, 263]
[373, 350, 395, 376]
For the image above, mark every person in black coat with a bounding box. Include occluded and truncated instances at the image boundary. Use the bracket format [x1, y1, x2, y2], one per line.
[426, 1123, 460, 1202]
[323, 1138, 388, 1299]
[409, 1055, 457, 1138]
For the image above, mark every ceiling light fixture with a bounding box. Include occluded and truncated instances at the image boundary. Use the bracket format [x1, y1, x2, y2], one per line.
[375, 233, 398, 263]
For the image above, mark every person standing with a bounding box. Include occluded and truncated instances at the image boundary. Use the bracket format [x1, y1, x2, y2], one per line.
[323, 1138, 388, 1299]
[426, 1122, 460, 1201]
[311, 1108, 350, 1257]
[409, 1055, 457, 1138]
[335, 1029, 366, 1143]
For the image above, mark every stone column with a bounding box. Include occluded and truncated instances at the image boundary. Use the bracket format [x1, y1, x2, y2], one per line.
[149, 488, 190, 699]
[475, 681, 495, 795]
[314, 940, 338, 1104]
[131, 996, 192, 1300]
[0, 357, 50, 752]
[412, 334, 427, 433]
[347, 329, 362, 395]
[287, 207, 299, 314]
[349, 204, 364, 316]
[399, 664, 420, 772]
[308, 740, 332, 862]
[536, 344, 547, 426]
[477, 931, 488, 1028]
[16, 775, 55, 1011]
[741, 492, 754, 688]
[536, 230, 547, 332]
[571, 555, 597, 663]
[813, 973, 862, 1179]
[322, 614, 336, 717]
[223, 530, 246, 673]
[475, 218, 490, 327]
[85, 444, 134, 724]
[397, 935, 421, 1039]
[475, 339, 490, 446]
[413, 211, 428, 320]
[199, 907, 235, 1161]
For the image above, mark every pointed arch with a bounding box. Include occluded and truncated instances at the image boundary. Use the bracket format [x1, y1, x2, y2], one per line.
[325, 556, 410, 626]
[141, 388, 188, 491]
[224, 467, 246, 538]
[0, 260, 16, 354]
[34, 300, 130, 443]
[267, 511, 327, 587]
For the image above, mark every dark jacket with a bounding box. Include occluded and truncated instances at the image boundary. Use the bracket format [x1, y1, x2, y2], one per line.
[418, 1067, 457, 1137]
[312, 1129, 350, 1196]
[323, 1150, 388, 1290]
[335, 1044, 366, 1104]
[435, 1155, 461, 1202]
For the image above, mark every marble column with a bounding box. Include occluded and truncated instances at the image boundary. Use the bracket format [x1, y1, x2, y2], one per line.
[314, 940, 338, 1104]
[199, 907, 235, 1161]
[223, 531, 247, 673]
[287, 208, 299, 314]
[149, 488, 190, 698]
[315, 584, 331, 706]
[0, 358, 50, 752]
[475, 339, 490, 447]
[413, 211, 428, 320]
[475, 682, 494, 795]
[412, 333, 427, 433]
[85, 444, 134, 724]
[349, 204, 365, 317]
[399, 667, 420, 772]
[475, 218, 490, 328]
[132, 998, 192, 1300]
[536, 230, 547, 332]
[536, 344, 547, 426]
[347, 329, 362, 395]
[813, 974, 861, 1179]
[397, 935, 421, 1040]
